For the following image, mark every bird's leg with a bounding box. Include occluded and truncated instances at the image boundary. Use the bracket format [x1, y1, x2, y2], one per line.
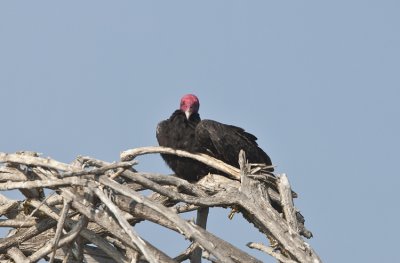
[190, 207, 209, 263]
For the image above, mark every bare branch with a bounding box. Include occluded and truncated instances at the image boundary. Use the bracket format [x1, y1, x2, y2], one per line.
[0, 148, 321, 263]
[28, 215, 87, 262]
[94, 188, 160, 263]
[174, 243, 197, 262]
[26, 198, 128, 263]
[60, 160, 137, 178]
[98, 175, 238, 263]
[0, 219, 37, 228]
[6, 247, 28, 263]
[277, 173, 299, 233]
[0, 152, 76, 171]
[121, 146, 240, 179]
[0, 177, 88, 190]
[247, 242, 297, 263]
[0, 218, 57, 253]
[49, 198, 72, 263]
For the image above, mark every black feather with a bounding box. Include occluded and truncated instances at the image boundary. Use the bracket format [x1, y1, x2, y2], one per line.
[156, 110, 273, 181]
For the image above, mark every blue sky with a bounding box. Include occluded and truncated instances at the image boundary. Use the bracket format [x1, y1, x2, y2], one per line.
[1, 1, 399, 262]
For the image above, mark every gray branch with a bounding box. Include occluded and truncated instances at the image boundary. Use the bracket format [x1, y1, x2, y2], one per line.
[0, 148, 321, 263]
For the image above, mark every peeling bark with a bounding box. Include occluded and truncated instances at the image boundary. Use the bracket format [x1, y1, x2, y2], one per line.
[0, 148, 321, 263]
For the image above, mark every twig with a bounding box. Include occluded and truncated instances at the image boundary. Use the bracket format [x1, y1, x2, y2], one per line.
[106, 169, 234, 207]
[49, 198, 72, 263]
[0, 218, 57, 253]
[0, 167, 27, 182]
[0, 177, 88, 190]
[60, 160, 137, 178]
[277, 173, 298, 233]
[0, 152, 76, 171]
[58, 189, 175, 263]
[98, 175, 237, 263]
[62, 248, 72, 263]
[0, 219, 37, 227]
[22, 192, 57, 226]
[238, 150, 322, 263]
[94, 188, 159, 263]
[134, 172, 207, 197]
[0, 148, 320, 263]
[121, 146, 240, 179]
[28, 215, 87, 262]
[6, 247, 28, 263]
[0, 193, 19, 217]
[174, 243, 198, 262]
[26, 198, 128, 263]
[174, 203, 201, 214]
[247, 242, 297, 263]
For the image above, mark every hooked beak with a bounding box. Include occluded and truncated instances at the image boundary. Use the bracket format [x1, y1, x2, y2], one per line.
[185, 109, 192, 119]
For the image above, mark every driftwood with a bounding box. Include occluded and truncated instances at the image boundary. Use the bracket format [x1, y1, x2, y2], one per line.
[0, 147, 321, 263]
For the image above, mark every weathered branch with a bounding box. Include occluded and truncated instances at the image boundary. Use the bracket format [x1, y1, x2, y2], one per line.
[0, 152, 75, 171]
[60, 160, 137, 178]
[238, 150, 321, 263]
[28, 214, 87, 262]
[49, 198, 72, 263]
[0, 148, 320, 263]
[0, 177, 89, 190]
[94, 188, 160, 263]
[278, 173, 299, 233]
[247, 242, 297, 263]
[121, 146, 240, 179]
[7, 247, 28, 263]
[98, 175, 238, 263]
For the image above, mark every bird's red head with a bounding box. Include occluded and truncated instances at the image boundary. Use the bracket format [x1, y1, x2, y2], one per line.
[180, 94, 200, 119]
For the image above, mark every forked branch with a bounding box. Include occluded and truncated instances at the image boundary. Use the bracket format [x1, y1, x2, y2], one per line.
[0, 148, 321, 263]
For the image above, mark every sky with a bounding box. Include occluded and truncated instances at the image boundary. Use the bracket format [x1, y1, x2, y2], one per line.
[0, 1, 399, 262]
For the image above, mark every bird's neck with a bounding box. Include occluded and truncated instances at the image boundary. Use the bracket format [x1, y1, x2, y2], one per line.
[170, 110, 201, 123]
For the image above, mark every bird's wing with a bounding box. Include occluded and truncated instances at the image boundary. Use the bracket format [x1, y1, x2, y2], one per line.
[195, 120, 273, 169]
[156, 120, 169, 147]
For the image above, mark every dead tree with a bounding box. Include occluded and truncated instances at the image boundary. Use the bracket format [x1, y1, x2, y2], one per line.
[0, 147, 321, 263]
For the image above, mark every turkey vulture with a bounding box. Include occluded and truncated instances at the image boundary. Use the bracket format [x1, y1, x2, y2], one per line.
[156, 94, 273, 181]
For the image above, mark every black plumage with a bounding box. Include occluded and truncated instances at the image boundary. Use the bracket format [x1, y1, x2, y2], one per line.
[156, 94, 273, 181]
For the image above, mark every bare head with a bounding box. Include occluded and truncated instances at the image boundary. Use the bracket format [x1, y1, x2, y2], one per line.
[180, 94, 200, 119]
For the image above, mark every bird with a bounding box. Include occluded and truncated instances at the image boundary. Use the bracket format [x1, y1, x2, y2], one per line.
[156, 94, 273, 182]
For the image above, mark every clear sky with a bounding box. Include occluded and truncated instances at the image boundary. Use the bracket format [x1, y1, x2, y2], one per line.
[1, 1, 399, 262]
